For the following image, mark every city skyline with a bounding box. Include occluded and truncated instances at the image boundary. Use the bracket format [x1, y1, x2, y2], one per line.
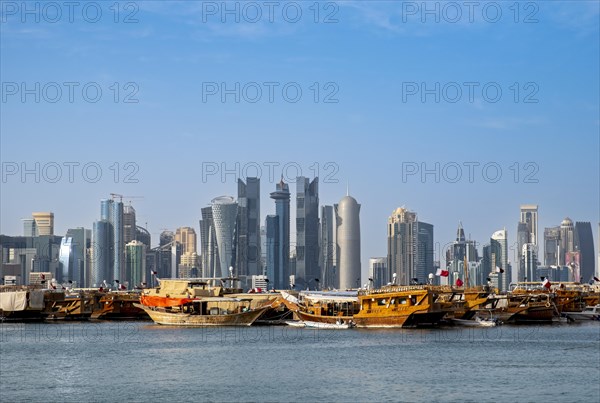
[1, 2, 598, 284]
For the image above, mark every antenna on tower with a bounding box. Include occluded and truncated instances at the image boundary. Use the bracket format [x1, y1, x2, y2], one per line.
[346, 181, 349, 196]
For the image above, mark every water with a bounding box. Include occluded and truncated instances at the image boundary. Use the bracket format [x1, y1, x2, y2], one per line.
[1, 321, 599, 402]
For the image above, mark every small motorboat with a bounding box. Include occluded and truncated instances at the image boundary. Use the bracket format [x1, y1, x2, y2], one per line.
[450, 316, 499, 327]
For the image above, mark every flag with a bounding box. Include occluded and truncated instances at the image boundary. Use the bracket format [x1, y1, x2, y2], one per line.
[151, 271, 158, 275]
[495, 266, 504, 274]
[99, 287, 104, 292]
[436, 268, 449, 277]
[456, 278, 464, 287]
[119, 284, 126, 290]
[542, 278, 551, 289]
[41, 273, 45, 280]
[594, 277, 600, 282]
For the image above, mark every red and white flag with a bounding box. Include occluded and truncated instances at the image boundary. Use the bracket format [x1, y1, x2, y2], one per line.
[435, 268, 449, 277]
[496, 266, 504, 274]
[542, 278, 551, 289]
[456, 278, 464, 287]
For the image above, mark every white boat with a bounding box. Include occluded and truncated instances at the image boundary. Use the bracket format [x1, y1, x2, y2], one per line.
[562, 304, 600, 321]
[285, 319, 354, 329]
[451, 316, 499, 327]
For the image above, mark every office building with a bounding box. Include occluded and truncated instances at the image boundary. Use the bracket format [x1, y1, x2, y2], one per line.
[296, 176, 320, 288]
[32, 212, 54, 236]
[237, 177, 261, 277]
[269, 178, 291, 290]
[335, 194, 361, 290]
[320, 205, 337, 289]
[211, 196, 238, 278]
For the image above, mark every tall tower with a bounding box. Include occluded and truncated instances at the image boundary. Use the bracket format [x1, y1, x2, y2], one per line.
[123, 205, 136, 244]
[296, 177, 319, 288]
[237, 177, 261, 277]
[200, 207, 219, 278]
[126, 240, 146, 287]
[211, 196, 238, 278]
[32, 212, 54, 236]
[265, 215, 279, 289]
[335, 195, 361, 289]
[560, 218, 575, 265]
[175, 227, 198, 255]
[574, 222, 595, 283]
[100, 198, 124, 282]
[270, 178, 290, 290]
[320, 205, 337, 289]
[491, 229, 509, 291]
[519, 205, 538, 245]
[91, 220, 110, 286]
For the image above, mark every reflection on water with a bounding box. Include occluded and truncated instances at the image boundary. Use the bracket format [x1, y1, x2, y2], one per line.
[1, 322, 599, 402]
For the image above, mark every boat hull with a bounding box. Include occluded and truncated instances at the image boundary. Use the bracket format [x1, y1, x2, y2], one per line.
[136, 304, 268, 326]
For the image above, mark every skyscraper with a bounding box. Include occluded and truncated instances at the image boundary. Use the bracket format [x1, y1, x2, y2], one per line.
[574, 222, 595, 283]
[91, 220, 110, 286]
[175, 227, 198, 255]
[32, 212, 54, 236]
[491, 229, 509, 291]
[100, 198, 124, 282]
[126, 240, 146, 287]
[237, 177, 261, 277]
[519, 205, 538, 245]
[521, 243, 537, 282]
[560, 218, 575, 265]
[543, 226, 561, 266]
[335, 195, 361, 290]
[123, 205, 136, 244]
[270, 178, 290, 290]
[22, 218, 36, 237]
[446, 222, 478, 286]
[211, 196, 238, 278]
[265, 215, 279, 289]
[320, 205, 337, 289]
[516, 221, 530, 282]
[296, 176, 319, 288]
[387, 207, 434, 285]
[64, 227, 90, 286]
[369, 258, 387, 288]
[200, 207, 220, 278]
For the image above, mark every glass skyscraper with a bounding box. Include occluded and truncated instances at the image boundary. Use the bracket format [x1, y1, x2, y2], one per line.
[270, 178, 290, 290]
[211, 196, 238, 278]
[296, 176, 319, 288]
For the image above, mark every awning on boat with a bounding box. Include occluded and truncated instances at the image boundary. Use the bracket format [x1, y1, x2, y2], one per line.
[0, 291, 27, 311]
[140, 295, 194, 307]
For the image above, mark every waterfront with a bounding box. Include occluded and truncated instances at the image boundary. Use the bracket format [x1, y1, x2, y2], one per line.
[1, 322, 599, 402]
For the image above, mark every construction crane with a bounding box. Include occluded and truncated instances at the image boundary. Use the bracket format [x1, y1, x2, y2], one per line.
[110, 193, 144, 203]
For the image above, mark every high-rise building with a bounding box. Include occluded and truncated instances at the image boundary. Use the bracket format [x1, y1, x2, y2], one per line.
[519, 205, 538, 245]
[560, 218, 575, 265]
[265, 215, 279, 289]
[521, 243, 537, 282]
[32, 212, 54, 236]
[237, 177, 261, 277]
[123, 205, 136, 244]
[320, 205, 337, 289]
[446, 222, 479, 286]
[22, 218, 37, 237]
[200, 207, 220, 278]
[335, 195, 361, 290]
[369, 257, 387, 289]
[574, 222, 595, 283]
[91, 220, 110, 286]
[179, 252, 200, 278]
[516, 221, 530, 281]
[296, 177, 319, 288]
[270, 178, 291, 290]
[490, 229, 509, 291]
[125, 240, 146, 287]
[211, 196, 238, 278]
[60, 227, 91, 286]
[100, 198, 124, 282]
[135, 226, 151, 249]
[387, 207, 434, 285]
[544, 226, 561, 266]
[175, 227, 197, 255]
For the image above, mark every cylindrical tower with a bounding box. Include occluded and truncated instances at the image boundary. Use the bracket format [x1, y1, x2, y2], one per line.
[335, 195, 361, 289]
[211, 196, 238, 278]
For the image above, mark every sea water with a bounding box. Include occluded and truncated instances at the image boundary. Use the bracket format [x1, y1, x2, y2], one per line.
[1, 321, 599, 402]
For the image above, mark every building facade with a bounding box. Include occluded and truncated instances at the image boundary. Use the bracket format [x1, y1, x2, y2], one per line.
[269, 178, 290, 290]
[295, 176, 319, 288]
[237, 177, 261, 277]
[335, 195, 361, 290]
[211, 196, 238, 278]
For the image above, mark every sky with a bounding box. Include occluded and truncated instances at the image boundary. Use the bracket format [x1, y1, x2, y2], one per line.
[1, 1, 599, 281]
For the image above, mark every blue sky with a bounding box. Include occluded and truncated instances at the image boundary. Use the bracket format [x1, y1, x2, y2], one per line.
[1, 1, 599, 280]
